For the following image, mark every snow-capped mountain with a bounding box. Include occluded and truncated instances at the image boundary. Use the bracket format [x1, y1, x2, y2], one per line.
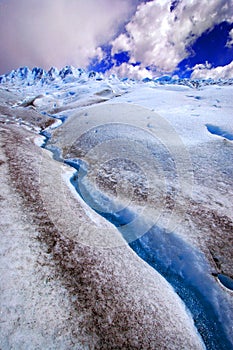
[1, 65, 233, 87]
[0, 66, 104, 85]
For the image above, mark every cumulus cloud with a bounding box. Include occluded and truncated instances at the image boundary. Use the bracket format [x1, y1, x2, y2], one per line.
[108, 63, 153, 80]
[0, 0, 137, 74]
[191, 61, 233, 79]
[226, 28, 233, 47]
[111, 0, 233, 75]
[1, 0, 233, 78]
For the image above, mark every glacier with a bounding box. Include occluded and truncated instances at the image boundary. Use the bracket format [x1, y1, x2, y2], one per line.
[0, 66, 233, 349]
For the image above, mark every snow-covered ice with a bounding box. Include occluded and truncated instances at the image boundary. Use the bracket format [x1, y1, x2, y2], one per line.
[0, 66, 232, 349]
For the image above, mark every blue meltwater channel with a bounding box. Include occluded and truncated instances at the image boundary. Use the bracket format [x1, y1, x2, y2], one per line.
[39, 119, 233, 350]
[63, 158, 233, 350]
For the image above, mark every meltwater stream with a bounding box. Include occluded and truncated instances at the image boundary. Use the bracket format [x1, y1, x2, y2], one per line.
[66, 160, 233, 350]
[41, 127, 233, 350]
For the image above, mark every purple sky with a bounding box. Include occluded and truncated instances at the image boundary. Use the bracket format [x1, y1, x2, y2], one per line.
[0, 0, 233, 78]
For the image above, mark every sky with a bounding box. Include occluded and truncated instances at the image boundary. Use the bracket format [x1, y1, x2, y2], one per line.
[0, 0, 233, 79]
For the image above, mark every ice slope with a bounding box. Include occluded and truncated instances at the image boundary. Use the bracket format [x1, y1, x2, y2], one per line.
[0, 103, 205, 349]
[0, 66, 233, 349]
[48, 101, 233, 349]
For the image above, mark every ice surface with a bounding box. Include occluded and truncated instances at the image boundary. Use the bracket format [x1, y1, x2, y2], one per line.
[67, 159, 233, 350]
[1, 66, 232, 349]
[34, 134, 46, 147]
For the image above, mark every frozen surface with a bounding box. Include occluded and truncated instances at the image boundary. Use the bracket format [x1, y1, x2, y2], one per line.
[0, 123, 205, 349]
[0, 67, 233, 349]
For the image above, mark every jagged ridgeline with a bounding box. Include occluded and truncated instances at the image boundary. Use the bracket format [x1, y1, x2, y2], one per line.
[1, 65, 233, 86]
[0, 66, 103, 85]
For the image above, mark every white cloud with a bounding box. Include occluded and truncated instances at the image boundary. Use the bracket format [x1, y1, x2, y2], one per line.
[109, 63, 153, 80]
[226, 28, 233, 48]
[1, 0, 232, 78]
[111, 0, 233, 75]
[191, 61, 233, 79]
[111, 34, 132, 55]
[0, 0, 136, 74]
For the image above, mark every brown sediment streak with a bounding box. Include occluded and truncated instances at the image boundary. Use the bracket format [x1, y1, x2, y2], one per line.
[185, 200, 233, 278]
[0, 104, 55, 130]
[1, 123, 204, 349]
